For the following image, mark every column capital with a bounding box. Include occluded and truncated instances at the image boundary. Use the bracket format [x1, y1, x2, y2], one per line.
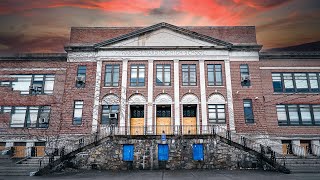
[173, 59, 179, 63]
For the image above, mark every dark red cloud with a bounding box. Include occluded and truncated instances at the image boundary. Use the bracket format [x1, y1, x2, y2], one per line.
[0, 34, 68, 53]
[0, 0, 161, 15]
[232, 0, 293, 10]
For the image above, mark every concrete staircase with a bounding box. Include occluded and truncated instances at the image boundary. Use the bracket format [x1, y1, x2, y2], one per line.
[0, 155, 59, 176]
[281, 156, 320, 173]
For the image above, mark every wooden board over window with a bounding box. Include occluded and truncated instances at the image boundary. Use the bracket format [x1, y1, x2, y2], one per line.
[13, 142, 26, 158]
[35, 142, 46, 157]
[183, 117, 196, 135]
[156, 117, 171, 135]
[0, 142, 5, 151]
[130, 118, 144, 135]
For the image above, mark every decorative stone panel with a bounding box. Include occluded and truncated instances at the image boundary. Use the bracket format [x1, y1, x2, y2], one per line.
[154, 94, 173, 104]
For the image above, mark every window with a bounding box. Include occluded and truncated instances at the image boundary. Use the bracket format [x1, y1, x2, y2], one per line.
[272, 73, 320, 93]
[156, 105, 171, 117]
[276, 104, 320, 126]
[0, 75, 55, 95]
[240, 64, 250, 86]
[101, 105, 119, 125]
[208, 64, 222, 86]
[130, 65, 145, 86]
[76, 66, 86, 88]
[182, 64, 196, 86]
[183, 105, 196, 117]
[243, 99, 254, 123]
[105, 65, 120, 87]
[276, 105, 287, 125]
[156, 64, 171, 86]
[272, 73, 283, 92]
[9, 106, 50, 128]
[73, 101, 84, 125]
[313, 105, 320, 125]
[287, 105, 299, 125]
[208, 105, 225, 124]
[131, 105, 144, 118]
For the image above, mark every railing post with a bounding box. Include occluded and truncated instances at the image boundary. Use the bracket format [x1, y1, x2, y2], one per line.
[226, 130, 231, 145]
[260, 145, 265, 154]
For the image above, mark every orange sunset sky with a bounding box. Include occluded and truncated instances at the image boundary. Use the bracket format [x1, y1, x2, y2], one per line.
[0, 0, 319, 53]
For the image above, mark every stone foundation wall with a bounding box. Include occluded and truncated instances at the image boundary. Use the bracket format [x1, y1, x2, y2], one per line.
[72, 136, 260, 170]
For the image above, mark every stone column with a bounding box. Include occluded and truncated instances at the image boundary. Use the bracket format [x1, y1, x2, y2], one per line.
[199, 60, 207, 131]
[224, 59, 235, 131]
[147, 59, 154, 134]
[92, 60, 102, 133]
[120, 59, 128, 128]
[174, 59, 180, 132]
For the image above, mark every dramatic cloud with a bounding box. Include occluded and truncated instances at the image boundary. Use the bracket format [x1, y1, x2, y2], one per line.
[0, 0, 162, 14]
[232, 0, 293, 10]
[0, 0, 319, 53]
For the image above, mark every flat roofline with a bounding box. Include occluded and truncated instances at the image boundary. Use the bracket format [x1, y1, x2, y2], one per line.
[260, 51, 320, 59]
[0, 53, 67, 61]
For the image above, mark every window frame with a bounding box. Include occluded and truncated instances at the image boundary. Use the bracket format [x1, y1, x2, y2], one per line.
[101, 105, 119, 125]
[9, 106, 50, 128]
[272, 72, 320, 93]
[73, 100, 84, 125]
[130, 64, 145, 87]
[243, 99, 254, 124]
[156, 64, 171, 86]
[104, 64, 120, 87]
[0, 74, 55, 95]
[276, 104, 320, 126]
[182, 64, 197, 86]
[207, 64, 223, 86]
[240, 64, 250, 86]
[208, 104, 226, 124]
[76, 65, 87, 88]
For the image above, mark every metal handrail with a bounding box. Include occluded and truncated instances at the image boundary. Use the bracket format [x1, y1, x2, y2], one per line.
[35, 124, 290, 173]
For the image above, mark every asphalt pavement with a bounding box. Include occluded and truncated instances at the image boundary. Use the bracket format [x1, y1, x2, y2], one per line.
[0, 169, 320, 180]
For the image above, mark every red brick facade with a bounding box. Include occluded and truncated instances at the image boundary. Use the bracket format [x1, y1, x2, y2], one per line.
[1, 23, 319, 148]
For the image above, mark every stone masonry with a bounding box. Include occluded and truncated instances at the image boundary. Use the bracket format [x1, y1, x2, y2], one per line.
[71, 136, 259, 171]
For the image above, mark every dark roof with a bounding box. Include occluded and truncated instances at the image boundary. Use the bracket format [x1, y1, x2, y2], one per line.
[265, 41, 320, 52]
[0, 53, 67, 61]
[69, 22, 257, 45]
[259, 51, 320, 59]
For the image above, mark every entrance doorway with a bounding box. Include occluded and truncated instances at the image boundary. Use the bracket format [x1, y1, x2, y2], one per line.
[156, 105, 171, 135]
[300, 140, 312, 155]
[130, 105, 144, 135]
[282, 140, 293, 155]
[183, 104, 197, 134]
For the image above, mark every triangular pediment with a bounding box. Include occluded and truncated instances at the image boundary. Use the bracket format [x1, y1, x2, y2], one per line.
[94, 22, 233, 48]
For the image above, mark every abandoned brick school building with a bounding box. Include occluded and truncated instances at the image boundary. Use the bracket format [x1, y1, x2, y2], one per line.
[0, 22, 320, 172]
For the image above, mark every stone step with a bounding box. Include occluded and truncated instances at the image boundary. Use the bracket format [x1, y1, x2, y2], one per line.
[0, 171, 34, 176]
[288, 166, 320, 173]
[0, 166, 37, 170]
[286, 163, 320, 167]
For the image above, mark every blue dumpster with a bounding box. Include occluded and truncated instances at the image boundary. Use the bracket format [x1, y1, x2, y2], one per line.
[193, 144, 204, 161]
[123, 144, 134, 161]
[158, 144, 169, 161]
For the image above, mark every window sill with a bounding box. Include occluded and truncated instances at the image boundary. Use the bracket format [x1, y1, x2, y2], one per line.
[128, 86, 146, 88]
[207, 86, 225, 88]
[181, 85, 199, 88]
[273, 92, 320, 95]
[9, 127, 49, 129]
[278, 125, 320, 127]
[102, 86, 120, 88]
